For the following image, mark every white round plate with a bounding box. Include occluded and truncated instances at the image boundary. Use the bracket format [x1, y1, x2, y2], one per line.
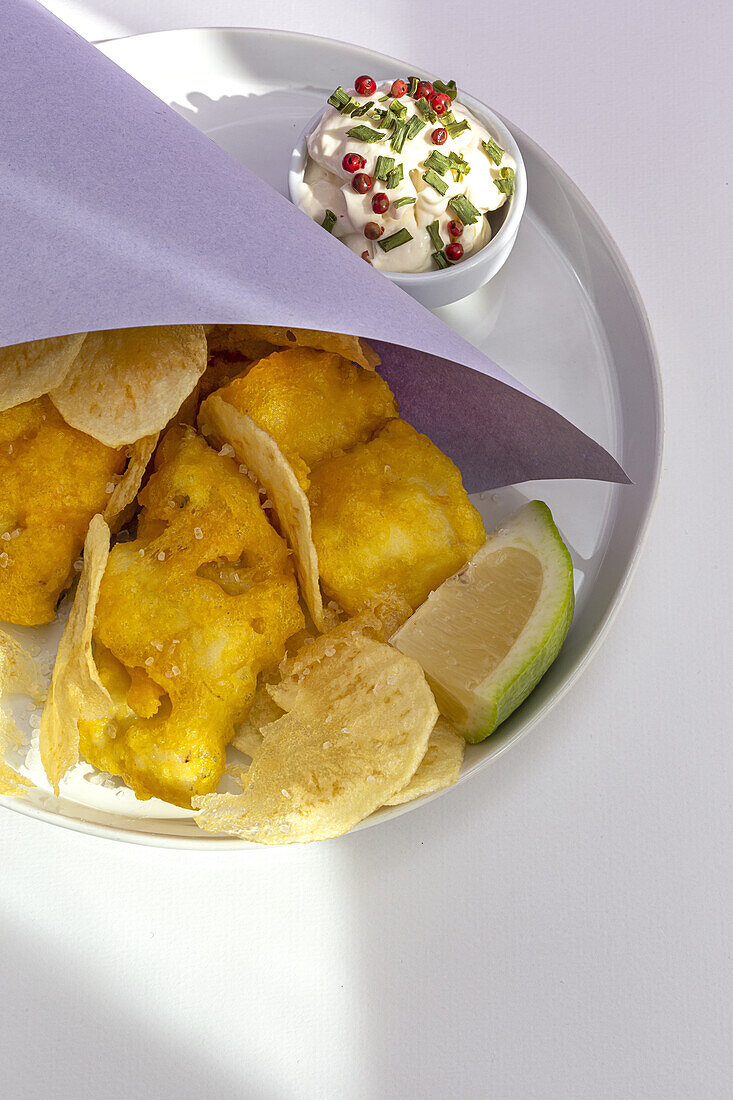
[0, 28, 662, 848]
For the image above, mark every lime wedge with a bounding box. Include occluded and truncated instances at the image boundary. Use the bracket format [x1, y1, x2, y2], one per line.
[391, 501, 574, 743]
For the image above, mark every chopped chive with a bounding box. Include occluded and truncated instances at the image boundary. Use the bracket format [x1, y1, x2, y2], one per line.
[388, 100, 408, 120]
[378, 93, 391, 102]
[447, 194, 481, 225]
[432, 250, 450, 269]
[448, 151, 471, 181]
[494, 166, 515, 195]
[351, 99, 375, 118]
[422, 168, 448, 195]
[321, 209, 337, 233]
[386, 163, 404, 188]
[433, 79, 457, 100]
[327, 86, 361, 115]
[392, 196, 416, 208]
[445, 119, 470, 139]
[415, 96, 437, 123]
[424, 149, 451, 175]
[368, 108, 389, 126]
[375, 155, 395, 181]
[482, 137, 504, 165]
[378, 228, 414, 252]
[426, 220, 444, 251]
[390, 119, 409, 152]
[443, 109, 456, 127]
[407, 76, 420, 97]
[346, 125, 384, 143]
[405, 115, 426, 140]
[328, 86, 350, 109]
[385, 161, 402, 188]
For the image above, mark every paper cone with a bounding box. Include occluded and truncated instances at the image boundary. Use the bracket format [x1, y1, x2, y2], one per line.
[0, 1, 628, 491]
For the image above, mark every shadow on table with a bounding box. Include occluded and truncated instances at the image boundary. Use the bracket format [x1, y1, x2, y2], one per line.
[0, 913, 280, 1099]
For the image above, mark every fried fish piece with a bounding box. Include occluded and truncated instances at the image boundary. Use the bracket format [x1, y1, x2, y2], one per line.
[308, 419, 486, 633]
[78, 426, 303, 807]
[209, 348, 397, 488]
[0, 397, 125, 626]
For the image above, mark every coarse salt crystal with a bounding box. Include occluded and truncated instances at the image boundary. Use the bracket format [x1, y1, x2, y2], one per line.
[150, 641, 163, 651]
[324, 644, 336, 657]
[157, 551, 166, 561]
[366, 775, 376, 784]
[194, 527, 203, 539]
[280, 789, 291, 799]
[145, 657, 154, 666]
[1, 533, 10, 541]
[73, 558, 83, 572]
[218, 443, 235, 457]
[105, 482, 115, 494]
[170, 666, 180, 676]
[138, 548, 145, 557]
[239, 464, 248, 474]
[322, 741, 332, 750]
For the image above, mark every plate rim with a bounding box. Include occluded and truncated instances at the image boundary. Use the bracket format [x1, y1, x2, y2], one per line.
[0, 25, 664, 849]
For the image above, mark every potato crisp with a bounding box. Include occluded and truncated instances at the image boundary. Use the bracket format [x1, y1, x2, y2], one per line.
[50, 325, 206, 446]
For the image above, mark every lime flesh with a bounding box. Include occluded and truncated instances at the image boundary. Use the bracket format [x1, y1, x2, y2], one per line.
[390, 501, 574, 743]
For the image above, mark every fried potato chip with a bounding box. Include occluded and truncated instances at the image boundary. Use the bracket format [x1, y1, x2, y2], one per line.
[0, 631, 43, 798]
[103, 434, 158, 533]
[39, 514, 113, 795]
[206, 326, 278, 364]
[207, 325, 380, 371]
[0, 332, 87, 412]
[0, 396, 126, 626]
[0, 630, 45, 702]
[207, 348, 397, 490]
[49, 326, 207, 446]
[199, 393, 325, 631]
[0, 711, 34, 797]
[309, 419, 486, 631]
[193, 618, 438, 844]
[384, 717, 464, 806]
[232, 627, 316, 757]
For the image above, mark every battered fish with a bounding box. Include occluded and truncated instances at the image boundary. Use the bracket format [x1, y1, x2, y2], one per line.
[79, 427, 303, 807]
[0, 396, 125, 626]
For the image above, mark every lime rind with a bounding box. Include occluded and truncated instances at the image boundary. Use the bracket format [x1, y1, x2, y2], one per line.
[392, 501, 574, 743]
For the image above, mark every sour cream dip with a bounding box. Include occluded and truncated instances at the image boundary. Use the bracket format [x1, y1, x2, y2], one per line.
[298, 77, 516, 272]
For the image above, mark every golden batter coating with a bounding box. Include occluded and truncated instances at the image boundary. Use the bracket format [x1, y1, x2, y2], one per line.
[79, 427, 303, 807]
[0, 397, 125, 626]
[308, 419, 486, 633]
[215, 348, 398, 488]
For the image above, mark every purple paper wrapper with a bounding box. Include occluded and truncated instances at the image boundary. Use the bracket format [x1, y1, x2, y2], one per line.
[0, 1, 628, 492]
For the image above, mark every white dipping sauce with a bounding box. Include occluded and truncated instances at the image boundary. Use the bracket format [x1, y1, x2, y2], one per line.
[299, 81, 515, 272]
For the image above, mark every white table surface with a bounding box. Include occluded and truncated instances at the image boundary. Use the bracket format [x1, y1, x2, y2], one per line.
[3, 3, 731, 1097]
